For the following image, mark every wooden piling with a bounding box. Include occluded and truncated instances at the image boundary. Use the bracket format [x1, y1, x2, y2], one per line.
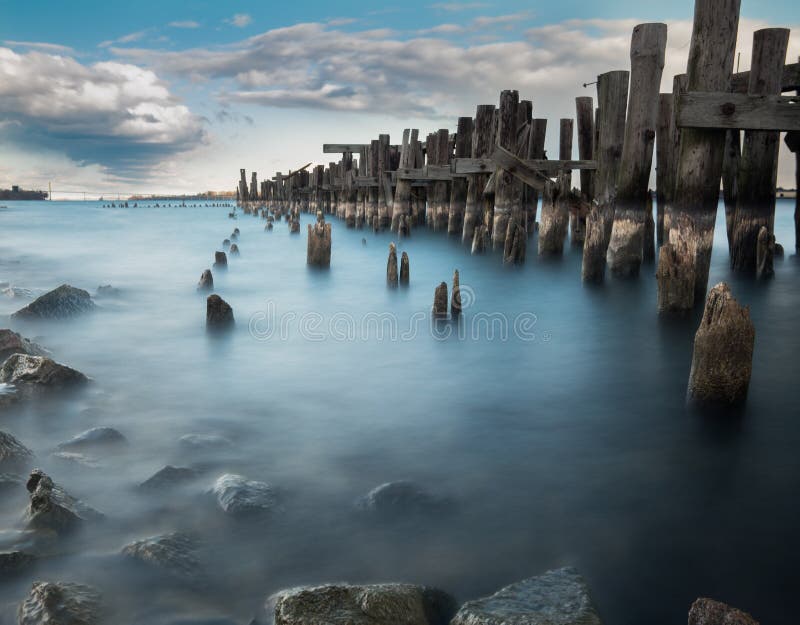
[433, 282, 448, 317]
[433, 128, 452, 231]
[377, 134, 391, 229]
[451, 270, 462, 315]
[368, 140, 379, 224]
[574, 96, 595, 246]
[538, 119, 573, 256]
[721, 130, 741, 248]
[448, 117, 473, 235]
[492, 90, 523, 250]
[582, 70, 629, 282]
[643, 190, 656, 262]
[400, 252, 410, 285]
[391, 129, 414, 234]
[756, 225, 775, 279]
[656, 93, 675, 246]
[527, 118, 547, 230]
[607, 23, 668, 278]
[463, 105, 495, 244]
[729, 28, 790, 273]
[387, 242, 398, 286]
[307, 213, 332, 267]
[659, 0, 741, 310]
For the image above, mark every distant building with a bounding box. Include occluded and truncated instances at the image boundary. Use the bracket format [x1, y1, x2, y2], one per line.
[0, 186, 48, 200]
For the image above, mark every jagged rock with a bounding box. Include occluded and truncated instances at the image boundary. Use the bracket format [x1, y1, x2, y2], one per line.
[95, 285, 120, 298]
[0, 431, 34, 471]
[756, 226, 774, 280]
[387, 243, 398, 286]
[688, 598, 759, 625]
[211, 473, 280, 517]
[451, 270, 461, 316]
[433, 283, 448, 317]
[0, 329, 48, 361]
[213, 251, 228, 269]
[687, 283, 755, 409]
[229, 243, 240, 256]
[25, 469, 103, 533]
[197, 270, 214, 291]
[206, 295, 234, 330]
[356, 481, 451, 517]
[0, 550, 35, 577]
[11, 284, 96, 320]
[0, 354, 89, 390]
[18, 581, 102, 625]
[451, 567, 603, 625]
[57, 427, 126, 452]
[268, 583, 457, 625]
[179, 433, 233, 451]
[139, 466, 199, 491]
[121, 532, 203, 583]
[400, 252, 410, 285]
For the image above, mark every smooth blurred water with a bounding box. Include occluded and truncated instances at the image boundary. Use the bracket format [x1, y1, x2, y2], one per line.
[0, 199, 798, 624]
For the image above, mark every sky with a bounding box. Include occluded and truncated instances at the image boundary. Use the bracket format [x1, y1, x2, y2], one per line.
[0, 0, 798, 198]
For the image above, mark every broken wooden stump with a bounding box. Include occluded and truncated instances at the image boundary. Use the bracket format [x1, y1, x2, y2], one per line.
[688, 598, 759, 625]
[400, 252, 409, 285]
[538, 182, 569, 257]
[206, 294, 234, 330]
[229, 243, 240, 256]
[451, 270, 461, 315]
[432, 128, 452, 231]
[687, 282, 755, 410]
[307, 214, 332, 267]
[607, 22, 667, 278]
[730, 28, 790, 273]
[197, 269, 213, 292]
[504, 219, 527, 265]
[656, 217, 697, 312]
[527, 118, 547, 231]
[463, 105, 496, 244]
[472, 224, 487, 254]
[433, 282, 448, 317]
[582, 206, 607, 283]
[387, 243, 398, 286]
[756, 225, 775, 279]
[213, 251, 227, 269]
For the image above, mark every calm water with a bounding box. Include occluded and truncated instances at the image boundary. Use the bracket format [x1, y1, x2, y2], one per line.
[0, 199, 798, 624]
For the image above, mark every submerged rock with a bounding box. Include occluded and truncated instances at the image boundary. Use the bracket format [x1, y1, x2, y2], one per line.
[0, 550, 36, 577]
[139, 465, 199, 491]
[51, 451, 101, 469]
[214, 251, 228, 269]
[211, 473, 280, 517]
[121, 532, 203, 584]
[25, 469, 104, 534]
[197, 269, 214, 292]
[229, 243, 240, 256]
[0, 431, 34, 471]
[18, 581, 102, 625]
[356, 481, 451, 517]
[57, 427, 127, 452]
[0, 329, 48, 362]
[223, 239, 231, 248]
[0, 355, 89, 392]
[451, 567, 602, 625]
[688, 598, 759, 625]
[268, 583, 457, 625]
[11, 284, 96, 320]
[206, 295, 234, 330]
[95, 285, 121, 298]
[179, 433, 233, 452]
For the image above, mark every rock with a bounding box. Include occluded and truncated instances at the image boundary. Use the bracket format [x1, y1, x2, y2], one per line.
[18, 581, 102, 625]
[229, 243, 240, 256]
[0, 550, 35, 577]
[233, 228, 240, 237]
[0, 354, 89, 390]
[211, 473, 280, 517]
[25, 469, 103, 533]
[0, 431, 34, 471]
[433, 282, 448, 317]
[197, 270, 214, 291]
[223, 239, 231, 248]
[0, 329, 48, 362]
[206, 295, 234, 330]
[268, 583, 457, 625]
[121, 532, 203, 583]
[214, 251, 228, 269]
[11, 284, 96, 320]
[451, 270, 461, 316]
[139, 466, 199, 491]
[451, 567, 603, 625]
[687, 282, 755, 409]
[387, 243, 398, 286]
[688, 598, 759, 625]
[356, 481, 451, 517]
[2, 285, 36, 299]
[179, 433, 233, 451]
[400, 252, 410, 285]
[95, 285, 121, 298]
[755, 226, 774, 280]
[57, 427, 127, 452]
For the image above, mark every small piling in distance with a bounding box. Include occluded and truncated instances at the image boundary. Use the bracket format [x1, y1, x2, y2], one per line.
[433, 282, 448, 317]
[387, 243, 398, 286]
[307, 212, 332, 268]
[207, 294, 234, 330]
[214, 251, 227, 269]
[400, 252, 410, 285]
[451, 270, 462, 316]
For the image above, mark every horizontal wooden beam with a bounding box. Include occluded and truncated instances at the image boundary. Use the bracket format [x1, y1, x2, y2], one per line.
[731, 61, 800, 94]
[354, 177, 378, 188]
[451, 157, 597, 175]
[677, 91, 800, 131]
[323, 144, 399, 153]
[490, 146, 554, 193]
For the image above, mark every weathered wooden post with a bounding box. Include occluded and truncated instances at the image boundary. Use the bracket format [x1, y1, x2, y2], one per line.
[527, 118, 547, 230]
[492, 90, 522, 250]
[357, 147, 367, 228]
[307, 213, 331, 267]
[387, 243, 398, 286]
[607, 23, 668, 278]
[377, 134, 391, 229]
[574, 97, 595, 245]
[756, 225, 775, 279]
[787, 126, 800, 250]
[658, 0, 741, 310]
[451, 270, 462, 316]
[729, 28, 790, 273]
[367, 140, 379, 224]
[643, 190, 656, 262]
[448, 117, 473, 235]
[207, 294, 234, 330]
[656, 92, 676, 245]
[687, 282, 754, 410]
[538, 119, 573, 255]
[721, 130, 741, 248]
[582, 70, 629, 282]
[463, 104, 495, 244]
[391, 129, 416, 234]
[400, 252, 410, 285]
[433, 282, 448, 317]
[433, 128, 452, 231]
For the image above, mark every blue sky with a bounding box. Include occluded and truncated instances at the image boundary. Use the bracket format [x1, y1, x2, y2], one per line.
[1, 0, 798, 196]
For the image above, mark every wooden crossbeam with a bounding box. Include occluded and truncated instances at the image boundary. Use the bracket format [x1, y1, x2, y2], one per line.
[323, 144, 399, 153]
[451, 157, 597, 175]
[677, 91, 800, 131]
[731, 61, 800, 94]
[490, 146, 554, 193]
[354, 176, 378, 188]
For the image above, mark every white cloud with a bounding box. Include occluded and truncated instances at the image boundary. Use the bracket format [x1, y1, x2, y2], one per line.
[169, 20, 200, 29]
[225, 13, 253, 28]
[428, 2, 491, 11]
[99, 30, 149, 49]
[3, 41, 75, 54]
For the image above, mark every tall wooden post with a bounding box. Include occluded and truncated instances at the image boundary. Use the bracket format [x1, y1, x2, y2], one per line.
[527, 118, 547, 230]
[492, 90, 522, 250]
[357, 146, 367, 228]
[448, 116, 473, 235]
[574, 96, 595, 245]
[582, 70, 629, 282]
[377, 134, 391, 229]
[463, 104, 495, 245]
[607, 23, 668, 278]
[391, 129, 414, 233]
[730, 28, 790, 273]
[433, 128, 452, 231]
[656, 93, 675, 246]
[367, 140, 379, 224]
[721, 131, 740, 249]
[539, 119, 573, 255]
[658, 0, 740, 311]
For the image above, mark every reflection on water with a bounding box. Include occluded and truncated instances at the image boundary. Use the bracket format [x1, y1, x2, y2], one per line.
[0, 200, 798, 624]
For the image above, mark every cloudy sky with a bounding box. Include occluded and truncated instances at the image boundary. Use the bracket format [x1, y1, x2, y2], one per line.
[1, 0, 798, 198]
